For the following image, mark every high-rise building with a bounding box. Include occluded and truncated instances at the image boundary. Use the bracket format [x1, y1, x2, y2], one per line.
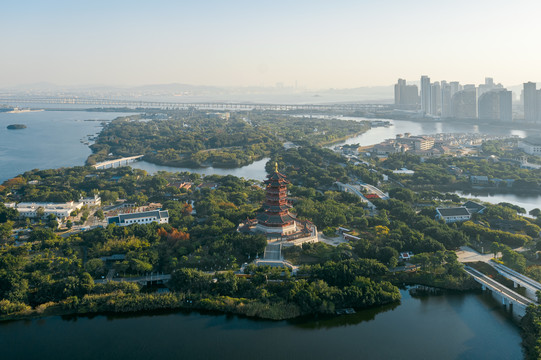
[441, 82, 452, 118]
[394, 79, 419, 106]
[478, 91, 500, 120]
[478, 89, 513, 122]
[499, 90, 513, 122]
[420, 76, 431, 114]
[451, 89, 477, 119]
[430, 81, 441, 116]
[524, 82, 537, 122]
[450, 81, 461, 96]
[394, 79, 406, 105]
[478, 77, 494, 98]
[537, 90, 541, 123]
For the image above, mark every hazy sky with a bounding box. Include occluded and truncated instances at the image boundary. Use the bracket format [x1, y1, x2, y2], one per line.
[2, 0, 541, 89]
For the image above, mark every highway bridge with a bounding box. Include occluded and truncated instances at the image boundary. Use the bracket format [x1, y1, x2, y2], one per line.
[490, 261, 541, 301]
[0, 96, 392, 112]
[464, 265, 533, 319]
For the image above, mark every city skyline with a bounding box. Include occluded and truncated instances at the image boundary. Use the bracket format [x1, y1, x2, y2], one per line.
[3, 0, 541, 89]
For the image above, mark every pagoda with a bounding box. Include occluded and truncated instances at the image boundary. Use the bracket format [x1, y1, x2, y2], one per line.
[238, 163, 317, 245]
[255, 163, 296, 236]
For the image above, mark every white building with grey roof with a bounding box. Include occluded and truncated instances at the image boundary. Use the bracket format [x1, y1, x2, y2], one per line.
[107, 210, 169, 226]
[436, 207, 472, 224]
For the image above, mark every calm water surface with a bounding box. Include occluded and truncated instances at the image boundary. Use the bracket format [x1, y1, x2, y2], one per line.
[0, 290, 522, 360]
[0, 110, 134, 182]
[456, 191, 541, 214]
[131, 157, 270, 182]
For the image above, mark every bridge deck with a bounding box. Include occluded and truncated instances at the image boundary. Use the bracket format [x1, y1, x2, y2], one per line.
[490, 261, 541, 292]
[464, 266, 533, 307]
[93, 155, 144, 169]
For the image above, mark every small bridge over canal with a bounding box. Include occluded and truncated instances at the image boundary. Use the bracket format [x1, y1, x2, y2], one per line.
[93, 155, 144, 169]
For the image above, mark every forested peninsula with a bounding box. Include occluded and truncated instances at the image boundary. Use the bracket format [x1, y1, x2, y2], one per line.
[87, 111, 369, 168]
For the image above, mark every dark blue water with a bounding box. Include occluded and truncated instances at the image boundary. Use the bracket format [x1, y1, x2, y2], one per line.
[0, 290, 523, 360]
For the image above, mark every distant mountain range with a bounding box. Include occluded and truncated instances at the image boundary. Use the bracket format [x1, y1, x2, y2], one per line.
[0, 82, 395, 104]
[1, 82, 529, 104]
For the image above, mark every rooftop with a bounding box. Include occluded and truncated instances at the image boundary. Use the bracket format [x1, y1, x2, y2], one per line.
[437, 207, 470, 217]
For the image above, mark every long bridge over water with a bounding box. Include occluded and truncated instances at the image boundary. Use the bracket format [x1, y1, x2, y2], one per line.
[92, 155, 144, 169]
[0, 96, 392, 112]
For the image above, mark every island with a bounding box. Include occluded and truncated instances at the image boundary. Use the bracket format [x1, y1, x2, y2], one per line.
[6, 124, 27, 130]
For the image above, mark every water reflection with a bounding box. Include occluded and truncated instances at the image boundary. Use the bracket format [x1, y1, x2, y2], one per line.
[290, 300, 400, 330]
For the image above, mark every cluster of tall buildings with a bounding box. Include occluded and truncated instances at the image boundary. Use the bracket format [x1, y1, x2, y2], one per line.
[394, 77, 516, 122]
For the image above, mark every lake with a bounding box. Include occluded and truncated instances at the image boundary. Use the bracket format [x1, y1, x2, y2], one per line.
[131, 157, 271, 182]
[456, 191, 541, 215]
[0, 110, 134, 183]
[0, 289, 523, 360]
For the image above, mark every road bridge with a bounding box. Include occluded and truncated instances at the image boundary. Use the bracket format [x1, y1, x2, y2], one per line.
[0, 96, 393, 112]
[93, 155, 144, 169]
[464, 265, 533, 319]
[359, 183, 390, 200]
[490, 261, 541, 301]
[334, 182, 376, 213]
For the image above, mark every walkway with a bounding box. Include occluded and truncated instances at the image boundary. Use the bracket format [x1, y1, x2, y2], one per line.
[95, 273, 171, 285]
[263, 242, 282, 261]
[254, 242, 298, 272]
[456, 246, 493, 263]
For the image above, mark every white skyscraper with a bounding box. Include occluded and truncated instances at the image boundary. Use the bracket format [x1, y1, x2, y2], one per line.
[420, 76, 431, 114]
[430, 81, 441, 116]
[524, 82, 537, 122]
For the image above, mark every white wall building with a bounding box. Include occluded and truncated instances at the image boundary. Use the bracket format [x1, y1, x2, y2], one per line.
[518, 139, 541, 155]
[107, 210, 169, 226]
[436, 207, 471, 224]
[5, 201, 84, 219]
[79, 194, 101, 206]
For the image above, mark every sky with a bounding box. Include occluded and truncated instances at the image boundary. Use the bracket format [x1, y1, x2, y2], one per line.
[2, 0, 541, 89]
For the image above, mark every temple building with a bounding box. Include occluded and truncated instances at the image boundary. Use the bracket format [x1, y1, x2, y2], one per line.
[238, 164, 318, 246]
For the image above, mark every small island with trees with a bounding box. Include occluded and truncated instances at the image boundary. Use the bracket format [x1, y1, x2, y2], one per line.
[6, 124, 27, 130]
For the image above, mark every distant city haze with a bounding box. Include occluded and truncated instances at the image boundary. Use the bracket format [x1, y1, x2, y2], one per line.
[2, 0, 541, 89]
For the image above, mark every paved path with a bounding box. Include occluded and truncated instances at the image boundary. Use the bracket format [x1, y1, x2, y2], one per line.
[263, 243, 282, 260]
[318, 234, 348, 246]
[456, 246, 493, 263]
